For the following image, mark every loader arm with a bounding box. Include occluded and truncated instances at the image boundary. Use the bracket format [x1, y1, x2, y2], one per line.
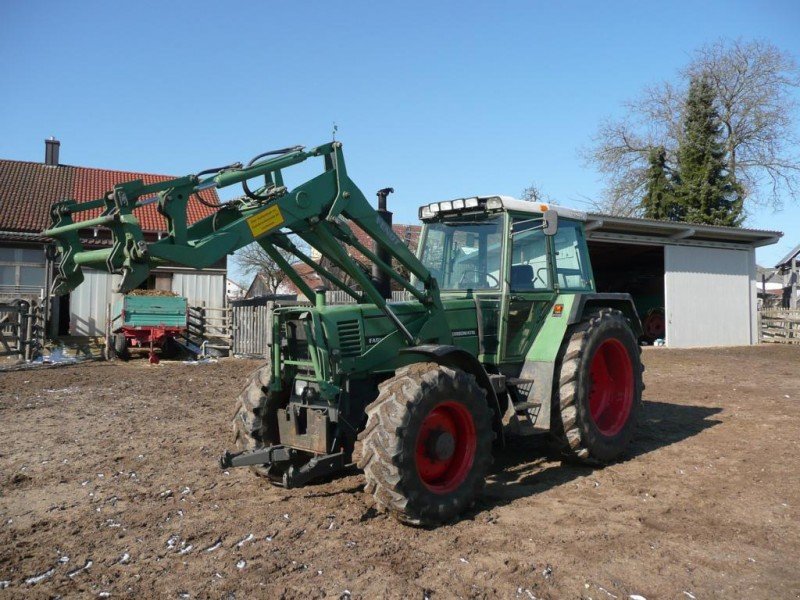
[43, 142, 451, 345]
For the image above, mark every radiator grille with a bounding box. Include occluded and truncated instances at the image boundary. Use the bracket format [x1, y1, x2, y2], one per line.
[337, 319, 362, 357]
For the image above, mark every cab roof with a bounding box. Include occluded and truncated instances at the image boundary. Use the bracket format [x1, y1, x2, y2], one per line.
[419, 195, 587, 222]
[489, 196, 587, 221]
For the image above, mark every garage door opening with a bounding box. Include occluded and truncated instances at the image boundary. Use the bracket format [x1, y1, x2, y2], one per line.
[587, 241, 665, 343]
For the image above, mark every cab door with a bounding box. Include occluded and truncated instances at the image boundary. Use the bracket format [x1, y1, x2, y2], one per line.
[499, 216, 556, 362]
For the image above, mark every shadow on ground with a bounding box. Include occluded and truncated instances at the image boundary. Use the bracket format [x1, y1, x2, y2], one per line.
[476, 399, 723, 509]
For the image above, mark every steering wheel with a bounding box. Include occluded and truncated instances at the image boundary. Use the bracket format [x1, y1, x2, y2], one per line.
[458, 269, 500, 288]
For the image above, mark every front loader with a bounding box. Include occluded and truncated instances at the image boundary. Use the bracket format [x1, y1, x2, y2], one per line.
[44, 142, 643, 525]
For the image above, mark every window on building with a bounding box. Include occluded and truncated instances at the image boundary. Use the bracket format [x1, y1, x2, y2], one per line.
[0, 246, 47, 292]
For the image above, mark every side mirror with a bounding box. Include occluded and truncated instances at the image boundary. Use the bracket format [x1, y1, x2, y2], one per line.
[542, 209, 559, 236]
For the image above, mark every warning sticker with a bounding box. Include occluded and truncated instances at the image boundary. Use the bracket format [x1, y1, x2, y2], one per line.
[246, 205, 284, 238]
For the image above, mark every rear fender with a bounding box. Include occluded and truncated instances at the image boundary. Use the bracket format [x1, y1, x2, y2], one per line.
[568, 293, 643, 337]
[399, 344, 504, 445]
[522, 293, 643, 431]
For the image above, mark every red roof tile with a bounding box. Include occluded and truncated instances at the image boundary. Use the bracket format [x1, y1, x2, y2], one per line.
[0, 159, 220, 234]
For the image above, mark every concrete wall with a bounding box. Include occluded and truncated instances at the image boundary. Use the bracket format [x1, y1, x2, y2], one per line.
[664, 245, 755, 348]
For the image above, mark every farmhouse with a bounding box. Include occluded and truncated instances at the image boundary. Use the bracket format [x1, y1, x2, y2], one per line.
[0, 139, 227, 337]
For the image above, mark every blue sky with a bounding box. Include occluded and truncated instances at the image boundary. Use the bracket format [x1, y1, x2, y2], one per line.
[1, 1, 798, 281]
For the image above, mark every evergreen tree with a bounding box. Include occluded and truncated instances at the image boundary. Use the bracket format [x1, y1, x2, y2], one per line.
[674, 77, 743, 226]
[640, 146, 680, 220]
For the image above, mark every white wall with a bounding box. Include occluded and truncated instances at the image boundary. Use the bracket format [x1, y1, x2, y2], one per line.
[171, 272, 225, 309]
[69, 269, 121, 336]
[664, 245, 755, 348]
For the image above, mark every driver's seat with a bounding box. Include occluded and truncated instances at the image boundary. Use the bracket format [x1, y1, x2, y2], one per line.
[510, 264, 534, 290]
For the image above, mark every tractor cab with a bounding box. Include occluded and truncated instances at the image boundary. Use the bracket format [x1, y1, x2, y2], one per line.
[416, 195, 594, 295]
[416, 196, 596, 363]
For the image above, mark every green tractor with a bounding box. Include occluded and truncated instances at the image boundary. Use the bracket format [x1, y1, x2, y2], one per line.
[45, 142, 643, 525]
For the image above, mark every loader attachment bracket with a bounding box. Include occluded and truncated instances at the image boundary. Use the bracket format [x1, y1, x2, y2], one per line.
[219, 446, 347, 488]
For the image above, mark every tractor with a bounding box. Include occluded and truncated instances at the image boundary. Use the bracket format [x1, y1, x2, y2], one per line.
[44, 142, 643, 525]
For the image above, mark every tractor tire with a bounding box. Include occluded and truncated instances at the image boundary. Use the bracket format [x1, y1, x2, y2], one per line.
[357, 362, 493, 526]
[552, 308, 643, 463]
[113, 334, 130, 361]
[231, 362, 290, 480]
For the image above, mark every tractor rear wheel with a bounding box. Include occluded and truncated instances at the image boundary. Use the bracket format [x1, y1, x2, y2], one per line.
[552, 308, 643, 463]
[357, 362, 493, 525]
[231, 362, 290, 480]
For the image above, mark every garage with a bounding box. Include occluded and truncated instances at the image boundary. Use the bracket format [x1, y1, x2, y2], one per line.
[582, 214, 781, 348]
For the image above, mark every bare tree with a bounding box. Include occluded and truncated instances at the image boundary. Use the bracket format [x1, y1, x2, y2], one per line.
[520, 181, 550, 203]
[234, 238, 305, 295]
[687, 39, 800, 204]
[585, 39, 800, 215]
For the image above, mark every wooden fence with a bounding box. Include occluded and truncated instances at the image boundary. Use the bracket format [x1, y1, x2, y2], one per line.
[760, 308, 800, 345]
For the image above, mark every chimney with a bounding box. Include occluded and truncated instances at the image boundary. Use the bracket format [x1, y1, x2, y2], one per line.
[44, 137, 60, 166]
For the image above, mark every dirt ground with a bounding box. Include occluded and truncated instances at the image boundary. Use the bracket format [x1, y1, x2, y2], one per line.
[1, 346, 799, 599]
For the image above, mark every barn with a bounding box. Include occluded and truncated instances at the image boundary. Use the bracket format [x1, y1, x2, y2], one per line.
[583, 213, 781, 348]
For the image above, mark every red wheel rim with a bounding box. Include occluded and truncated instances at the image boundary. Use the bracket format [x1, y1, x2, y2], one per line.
[588, 338, 634, 436]
[415, 401, 477, 493]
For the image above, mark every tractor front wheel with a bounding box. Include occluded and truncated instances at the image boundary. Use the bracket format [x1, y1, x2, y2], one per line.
[357, 362, 493, 525]
[231, 362, 290, 480]
[552, 308, 643, 463]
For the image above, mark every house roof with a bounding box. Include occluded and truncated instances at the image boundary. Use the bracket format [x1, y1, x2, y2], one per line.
[776, 243, 800, 268]
[0, 158, 220, 234]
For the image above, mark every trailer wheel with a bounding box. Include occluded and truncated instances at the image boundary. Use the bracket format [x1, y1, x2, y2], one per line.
[552, 308, 643, 463]
[113, 334, 130, 361]
[232, 362, 290, 480]
[357, 362, 493, 525]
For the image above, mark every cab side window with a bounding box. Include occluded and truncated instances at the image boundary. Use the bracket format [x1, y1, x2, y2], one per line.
[553, 222, 592, 289]
[510, 220, 550, 291]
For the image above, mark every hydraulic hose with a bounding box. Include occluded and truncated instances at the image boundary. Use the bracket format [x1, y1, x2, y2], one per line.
[193, 162, 242, 208]
[242, 145, 304, 201]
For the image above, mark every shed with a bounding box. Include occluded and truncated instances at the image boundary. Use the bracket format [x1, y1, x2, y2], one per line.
[583, 214, 781, 348]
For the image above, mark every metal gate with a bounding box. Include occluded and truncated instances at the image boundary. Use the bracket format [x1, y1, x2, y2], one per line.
[0, 299, 44, 360]
[231, 302, 272, 357]
[231, 299, 310, 358]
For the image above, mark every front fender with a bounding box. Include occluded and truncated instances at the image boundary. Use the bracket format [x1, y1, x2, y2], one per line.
[399, 344, 504, 445]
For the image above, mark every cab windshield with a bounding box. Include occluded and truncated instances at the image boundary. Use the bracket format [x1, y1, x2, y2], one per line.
[419, 215, 503, 290]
